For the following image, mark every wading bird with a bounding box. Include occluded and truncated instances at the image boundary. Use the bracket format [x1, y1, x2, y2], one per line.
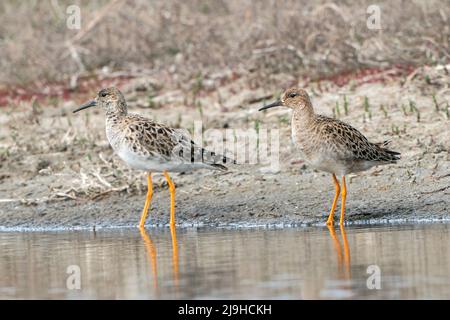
[74, 87, 233, 229]
[259, 88, 400, 225]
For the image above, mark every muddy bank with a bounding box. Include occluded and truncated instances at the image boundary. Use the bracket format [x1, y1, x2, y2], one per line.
[0, 65, 449, 230]
[1, 165, 449, 230]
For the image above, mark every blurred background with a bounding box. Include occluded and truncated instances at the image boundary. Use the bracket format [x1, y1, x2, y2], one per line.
[0, 0, 448, 86]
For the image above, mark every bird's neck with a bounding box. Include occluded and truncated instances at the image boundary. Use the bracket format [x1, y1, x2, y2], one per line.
[291, 104, 315, 129]
[105, 109, 127, 129]
[106, 112, 122, 120]
[105, 111, 125, 148]
[106, 102, 127, 118]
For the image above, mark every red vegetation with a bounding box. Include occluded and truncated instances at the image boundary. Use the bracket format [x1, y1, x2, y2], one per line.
[0, 75, 134, 107]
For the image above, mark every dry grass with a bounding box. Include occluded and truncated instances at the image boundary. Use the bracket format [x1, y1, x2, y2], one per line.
[0, 0, 448, 85]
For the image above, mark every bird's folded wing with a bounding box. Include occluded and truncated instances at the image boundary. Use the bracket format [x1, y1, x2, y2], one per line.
[166, 128, 235, 166]
[322, 120, 400, 163]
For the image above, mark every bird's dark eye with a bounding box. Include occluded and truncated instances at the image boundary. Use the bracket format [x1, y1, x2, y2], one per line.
[289, 93, 298, 98]
[100, 91, 107, 98]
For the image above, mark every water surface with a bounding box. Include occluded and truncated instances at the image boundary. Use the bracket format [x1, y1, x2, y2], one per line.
[1, 223, 450, 299]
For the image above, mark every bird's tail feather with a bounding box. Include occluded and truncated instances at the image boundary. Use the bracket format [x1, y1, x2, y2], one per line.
[192, 144, 237, 170]
[209, 163, 228, 171]
[374, 140, 392, 148]
[374, 141, 401, 162]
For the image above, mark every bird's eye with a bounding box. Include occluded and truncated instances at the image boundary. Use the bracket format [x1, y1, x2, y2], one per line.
[100, 91, 107, 98]
[289, 93, 298, 98]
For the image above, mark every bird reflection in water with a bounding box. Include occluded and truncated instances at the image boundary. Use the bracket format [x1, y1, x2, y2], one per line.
[327, 224, 351, 280]
[139, 226, 180, 293]
[139, 224, 350, 296]
[139, 228, 158, 290]
[170, 225, 180, 288]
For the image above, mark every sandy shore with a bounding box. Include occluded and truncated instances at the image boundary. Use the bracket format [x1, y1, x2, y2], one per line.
[0, 66, 449, 230]
[1, 167, 449, 231]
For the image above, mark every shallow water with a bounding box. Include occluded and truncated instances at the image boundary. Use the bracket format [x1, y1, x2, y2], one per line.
[1, 223, 450, 299]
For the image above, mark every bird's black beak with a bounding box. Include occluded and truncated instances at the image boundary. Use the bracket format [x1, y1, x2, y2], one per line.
[259, 100, 282, 111]
[73, 100, 97, 113]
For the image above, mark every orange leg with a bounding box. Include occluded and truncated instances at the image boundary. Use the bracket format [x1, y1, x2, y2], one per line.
[327, 224, 352, 280]
[139, 227, 158, 290]
[139, 172, 153, 229]
[170, 224, 179, 289]
[326, 174, 340, 225]
[327, 224, 343, 271]
[163, 171, 176, 227]
[340, 224, 351, 278]
[339, 176, 347, 226]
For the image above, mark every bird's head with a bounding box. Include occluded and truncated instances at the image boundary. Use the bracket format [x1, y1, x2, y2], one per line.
[73, 87, 127, 115]
[259, 88, 313, 112]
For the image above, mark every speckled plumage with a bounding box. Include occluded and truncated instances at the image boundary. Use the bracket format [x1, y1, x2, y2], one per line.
[291, 113, 400, 176]
[74, 87, 234, 228]
[283, 88, 400, 175]
[97, 87, 232, 172]
[260, 88, 400, 226]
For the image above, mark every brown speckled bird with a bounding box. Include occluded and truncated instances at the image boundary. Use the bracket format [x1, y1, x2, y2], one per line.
[73, 87, 233, 229]
[259, 88, 400, 226]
